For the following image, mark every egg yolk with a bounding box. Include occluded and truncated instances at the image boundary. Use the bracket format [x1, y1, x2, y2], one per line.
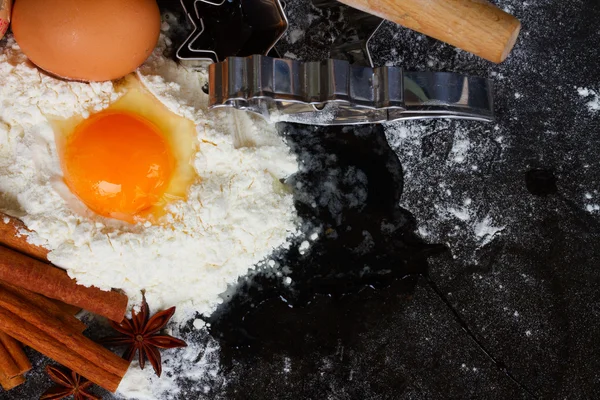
[62, 110, 175, 220]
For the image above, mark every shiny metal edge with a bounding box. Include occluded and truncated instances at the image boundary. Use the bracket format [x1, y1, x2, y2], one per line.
[176, 0, 288, 65]
[208, 55, 494, 125]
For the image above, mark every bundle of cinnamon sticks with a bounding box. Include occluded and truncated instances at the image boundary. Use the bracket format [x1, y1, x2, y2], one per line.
[0, 214, 131, 392]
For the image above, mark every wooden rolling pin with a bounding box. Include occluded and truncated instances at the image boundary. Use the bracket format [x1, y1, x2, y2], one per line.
[337, 0, 521, 63]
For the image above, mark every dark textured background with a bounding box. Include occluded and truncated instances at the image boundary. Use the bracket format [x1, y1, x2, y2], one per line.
[5, 0, 600, 399]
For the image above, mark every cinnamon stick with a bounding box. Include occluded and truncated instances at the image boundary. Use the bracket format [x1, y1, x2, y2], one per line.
[0, 319, 31, 392]
[0, 339, 20, 379]
[0, 294, 129, 392]
[0, 331, 30, 376]
[51, 300, 83, 317]
[0, 281, 84, 387]
[0, 215, 85, 316]
[0, 334, 29, 392]
[0, 281, 86, 333]
[0, 371, 25, 391]
[0, 289, 128, 377]
[0, 213, 49, 262]
[0, 310, 126, 392]
[0, 245, 127, 322]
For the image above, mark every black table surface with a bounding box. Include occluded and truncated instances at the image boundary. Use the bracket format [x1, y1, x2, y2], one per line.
[6, 0, 600, 399]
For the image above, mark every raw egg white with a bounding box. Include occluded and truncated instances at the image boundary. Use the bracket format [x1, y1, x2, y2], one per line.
[51, 78, 198, 223]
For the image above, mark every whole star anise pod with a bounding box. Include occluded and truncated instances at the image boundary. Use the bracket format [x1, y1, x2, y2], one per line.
[40, 365, 100, 400]
[100, 298, 187, 377]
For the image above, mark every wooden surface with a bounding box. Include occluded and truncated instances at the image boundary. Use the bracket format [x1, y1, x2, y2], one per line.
[336, 0, 521, 63]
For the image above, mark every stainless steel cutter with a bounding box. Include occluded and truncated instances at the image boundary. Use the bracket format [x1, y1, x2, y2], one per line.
[176, 0, 287, 65]
[176, 0, 495, 125]
[209, 55, 493, 125]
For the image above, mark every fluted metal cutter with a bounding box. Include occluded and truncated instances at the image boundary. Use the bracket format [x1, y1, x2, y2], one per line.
[177, 0, 494, 125]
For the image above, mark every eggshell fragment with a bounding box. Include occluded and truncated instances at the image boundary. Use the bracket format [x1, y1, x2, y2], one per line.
[11, 0, 161, 81]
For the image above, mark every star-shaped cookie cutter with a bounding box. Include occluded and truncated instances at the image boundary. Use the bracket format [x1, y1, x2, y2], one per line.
[176, 0, 288, 66]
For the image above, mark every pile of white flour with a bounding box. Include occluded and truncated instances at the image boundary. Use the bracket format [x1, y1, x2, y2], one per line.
[0, 31, 299, 327]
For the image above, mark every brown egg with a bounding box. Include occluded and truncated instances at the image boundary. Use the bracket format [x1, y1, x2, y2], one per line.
[11, 0, 161, 81]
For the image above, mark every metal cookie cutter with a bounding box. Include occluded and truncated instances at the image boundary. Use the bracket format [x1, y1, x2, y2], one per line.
[177, 0, 494, 125]
[176, 0, 287, 66]
[209, 56, 494, 125]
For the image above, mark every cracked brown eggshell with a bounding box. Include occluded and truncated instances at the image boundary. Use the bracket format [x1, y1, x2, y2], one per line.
[11, 0, 161, 82]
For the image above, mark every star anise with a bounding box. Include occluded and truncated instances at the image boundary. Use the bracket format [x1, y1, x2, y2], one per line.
[100, 298, 187, 377]
[40, 365, 100, 400]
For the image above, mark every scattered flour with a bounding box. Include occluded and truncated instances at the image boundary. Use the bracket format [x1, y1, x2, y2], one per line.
[288, 29, 304, 44]
[384, 120, 508, 262]
[298, 240, 310, 254]
[577, 87, 600, 113]
[115, 328, 224, 400]
[0, 32, 299, 328]
[473, 216, 505, 246]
